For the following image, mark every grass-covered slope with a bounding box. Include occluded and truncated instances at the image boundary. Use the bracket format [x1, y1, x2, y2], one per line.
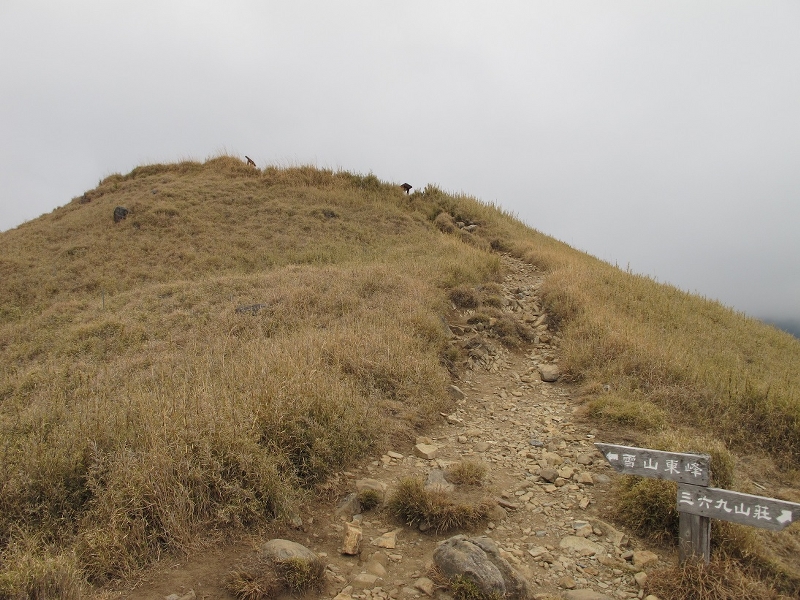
[1, 156, 799, 595]
[0, 157, 505, 587]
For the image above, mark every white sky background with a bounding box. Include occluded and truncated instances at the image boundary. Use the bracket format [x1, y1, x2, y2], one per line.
[1, 1, 799, 324]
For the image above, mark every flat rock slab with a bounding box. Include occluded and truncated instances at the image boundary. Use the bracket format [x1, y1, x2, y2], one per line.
[414, 443, 439, 460]
[372, 530, 399, 549]
[426, 469, 455, 493]
[559, 536, 604, 556]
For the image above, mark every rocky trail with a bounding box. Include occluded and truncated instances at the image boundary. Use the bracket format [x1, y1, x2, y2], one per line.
[116, 256, 664, 600]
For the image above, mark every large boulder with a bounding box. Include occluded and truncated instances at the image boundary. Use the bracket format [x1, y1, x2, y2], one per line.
[433, 535, 530, 600]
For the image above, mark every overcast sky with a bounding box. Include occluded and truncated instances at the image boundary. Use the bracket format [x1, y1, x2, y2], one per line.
[1, 2, 799, 326]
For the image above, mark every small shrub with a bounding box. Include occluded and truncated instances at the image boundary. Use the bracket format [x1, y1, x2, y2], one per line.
[449, 575, 501, 600]
[490, 238, 511, 252]
[613, 477, 679, 542]
[225, 567, 280, 600]
[446, 460, 487, 485]
[358, 489, 381, 511]
[448, 286, 479, 309]
[276, 557, 325, 593]
[429, 567, 507, 600]
[434, 212, 457, 234]
[225, 555, 324, 600]
[387, 478, 490, 533]
[491, 314, 535, 348]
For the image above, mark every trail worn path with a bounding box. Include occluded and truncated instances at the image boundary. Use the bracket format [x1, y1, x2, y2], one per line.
[116, 255, 661, 600]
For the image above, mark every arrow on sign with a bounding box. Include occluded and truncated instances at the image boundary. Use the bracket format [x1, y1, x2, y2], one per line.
[677, 484, 800, 531]
[595, 443, 710, 486]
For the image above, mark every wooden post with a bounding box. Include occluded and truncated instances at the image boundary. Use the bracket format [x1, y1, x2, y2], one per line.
[678, 511, 710, 564]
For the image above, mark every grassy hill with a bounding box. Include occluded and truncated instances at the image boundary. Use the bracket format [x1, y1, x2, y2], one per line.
[1, 156, 799, 597]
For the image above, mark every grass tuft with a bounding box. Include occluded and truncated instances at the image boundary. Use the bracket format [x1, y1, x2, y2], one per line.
[225, 555, 325, 600]
[448, 286, 480, 309]
[445, 460, 487, 486]
[647, 558, 780, 600]
[357, 489, 381, 511]
[449, 575, 503, 600]
[0, 539, 84, 600]
[387, 478, 491, 533]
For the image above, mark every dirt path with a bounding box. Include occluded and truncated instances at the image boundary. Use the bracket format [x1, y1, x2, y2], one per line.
[111, 255, 658, 600]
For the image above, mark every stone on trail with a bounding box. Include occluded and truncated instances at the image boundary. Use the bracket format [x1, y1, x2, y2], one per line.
[425, 469, 455, 493]
[165, 591, 195, 600]
[366, 559, 386, 577]
[558, 466, 574, 479]
[542, 451, 564, 466]
[261, 539, 319, 563]
[632, 550, 659, 567]
[372, 529, 399, 549]
[335, 492, 361, 517]
[414, 577, 436, 596]
[558, 575, 577, 589]
[448, 384, 466, 400]
[341, 521, 362, 555]
[538, 364, 560, 382]
[414, 443, 439, 460]
[433, 535, 530, 600]
[576, 472, 594, 485]
[559, 536, 604, 556]
[350, 573, 381, 590]
[634, 571, 648, 588]
[539, 468, 559, 483]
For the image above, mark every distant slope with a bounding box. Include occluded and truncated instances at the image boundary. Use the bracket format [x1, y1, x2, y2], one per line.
[762, 317, 800, 339]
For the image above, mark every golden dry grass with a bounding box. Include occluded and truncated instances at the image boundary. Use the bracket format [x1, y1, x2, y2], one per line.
[0, 157, 504, 587]
[647, 558, 782, 600]
[1, 155, 800, 594]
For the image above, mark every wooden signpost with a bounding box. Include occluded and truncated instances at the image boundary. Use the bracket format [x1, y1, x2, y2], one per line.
[594, 443, 710, 485]
[595, 443, 800, 563]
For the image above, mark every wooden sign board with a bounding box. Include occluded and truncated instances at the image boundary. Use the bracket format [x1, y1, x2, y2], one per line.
[595, 443, 710, 486]
[677, 484, 800, 531]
